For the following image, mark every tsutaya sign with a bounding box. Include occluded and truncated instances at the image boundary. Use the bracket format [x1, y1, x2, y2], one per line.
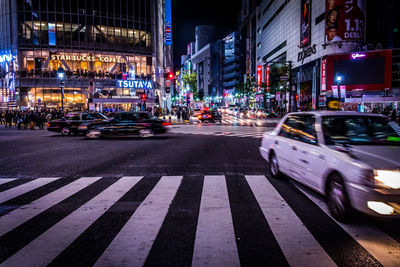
[50, 54, 124, 63]
[117, 80, 153, 89]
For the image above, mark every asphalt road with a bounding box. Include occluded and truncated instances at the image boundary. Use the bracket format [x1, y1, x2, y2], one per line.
[0, 124, 399, 266]
[0, 124, 271, 178]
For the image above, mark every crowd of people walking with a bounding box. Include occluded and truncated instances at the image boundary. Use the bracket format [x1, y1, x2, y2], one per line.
[0, 109, 65, 130]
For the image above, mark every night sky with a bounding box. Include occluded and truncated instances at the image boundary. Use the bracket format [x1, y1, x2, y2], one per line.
[172, 0, 242, 65]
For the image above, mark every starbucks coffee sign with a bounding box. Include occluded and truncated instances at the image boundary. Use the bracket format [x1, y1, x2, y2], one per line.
[297, 44, 317, 64]
[50, 54, 124, 63]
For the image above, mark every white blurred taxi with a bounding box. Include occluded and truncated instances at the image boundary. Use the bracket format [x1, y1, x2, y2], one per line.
[259, 111, 400, 220]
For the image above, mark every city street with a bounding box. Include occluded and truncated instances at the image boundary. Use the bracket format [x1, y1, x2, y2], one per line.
[0, 122, 399, 266]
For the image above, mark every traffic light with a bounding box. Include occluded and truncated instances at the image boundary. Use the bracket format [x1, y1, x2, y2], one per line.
[168, 72, 174, 80]
[141, 93, 146, 101]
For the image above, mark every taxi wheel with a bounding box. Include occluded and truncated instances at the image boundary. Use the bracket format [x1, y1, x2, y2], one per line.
[268, 152, 281, 179]
[327, 174, 351, 221]
[86, 129, 101, 139]
[61, 127, 71, 136]
[139, 129, 155, 138]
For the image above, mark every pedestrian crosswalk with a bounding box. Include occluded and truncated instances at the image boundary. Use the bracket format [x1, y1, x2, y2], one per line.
[169, 125, 267, 139]
[0, 176, 398, 266]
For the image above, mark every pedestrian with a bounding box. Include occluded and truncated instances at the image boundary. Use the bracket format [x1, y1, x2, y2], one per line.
[5, 110, 13, 128]
[17, 113, 23, 130]
[177, 108, 181, 121]
[0, 111, 4, 125]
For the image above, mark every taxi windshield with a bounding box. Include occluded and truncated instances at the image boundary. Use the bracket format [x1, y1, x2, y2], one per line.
[322, 116, 400, 146]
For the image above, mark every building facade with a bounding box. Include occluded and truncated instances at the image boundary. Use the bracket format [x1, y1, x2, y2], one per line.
[255, 0, 399, 112]
[223, 31, 242, 105]
[0, 0, 171, 111]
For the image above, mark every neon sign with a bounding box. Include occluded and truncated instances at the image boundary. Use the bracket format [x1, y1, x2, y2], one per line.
[0, 54, 12, 63]
[351, 53, 366, 59]
[256, 66, 262, 92]
[116, 80, 153, 89]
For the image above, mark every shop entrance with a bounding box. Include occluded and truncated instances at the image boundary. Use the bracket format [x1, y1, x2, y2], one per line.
[299, 81, 312, 111]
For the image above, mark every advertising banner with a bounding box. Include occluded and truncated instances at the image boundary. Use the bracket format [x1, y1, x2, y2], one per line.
[325, 0, 365, 44]
[331, 85, 338, 97]
[300, 0, 311, 48]
[340, 85, 346, 98]
[256, 66, 262, 92]
[321, 58, 327, 93]
[165, 0, 172, 45]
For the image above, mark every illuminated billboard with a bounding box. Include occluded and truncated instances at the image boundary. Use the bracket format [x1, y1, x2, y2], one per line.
[165, 0, 172, 45]
[300, 0, 311, 48]
[325, 0, 365, 44]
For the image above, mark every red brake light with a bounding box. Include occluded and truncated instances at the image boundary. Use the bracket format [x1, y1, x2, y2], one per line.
[162, 122, 171, 126]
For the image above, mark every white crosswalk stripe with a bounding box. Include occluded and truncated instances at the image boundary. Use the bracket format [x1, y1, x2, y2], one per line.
[169, 125, 267, 139]
[2, 176, 142, 267]
[95, 176, 182, 267]
[0, 177, 60, 203]
[0, 177, 100, 237]
[294, 182, 400, 267]
[0, 175, 398, 266]
[192, 175, 240, 267]
[246, 175, 335, 267]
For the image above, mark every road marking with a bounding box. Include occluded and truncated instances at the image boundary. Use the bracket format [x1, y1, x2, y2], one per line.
[0, 178, 60, 203]
[0, 177, 100, 237]
[95, 176, 182, 267]
[0, 179, 16, 185]
[295, 183, 400, 267]
[1, 176, 142, 267]
[192, 175, 240, 267]
[246, 175, 336, 267]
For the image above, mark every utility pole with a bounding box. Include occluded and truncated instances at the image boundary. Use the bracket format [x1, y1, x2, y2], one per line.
[288, 61, 293, 113]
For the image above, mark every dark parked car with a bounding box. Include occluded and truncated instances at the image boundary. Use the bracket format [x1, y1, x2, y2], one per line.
[47, 112, 108, 135]
[82, 112, 170, 138]
[197, 110, 222, 123]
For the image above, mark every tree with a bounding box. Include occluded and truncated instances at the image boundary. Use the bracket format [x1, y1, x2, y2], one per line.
[237, 77, 256, 107]
[182, 73, 200, 100]
[259, 64, 289, 109]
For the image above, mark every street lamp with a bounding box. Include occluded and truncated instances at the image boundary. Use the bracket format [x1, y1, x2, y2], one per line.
[335, 73, 343, 102]
[57, 67, 66, 111]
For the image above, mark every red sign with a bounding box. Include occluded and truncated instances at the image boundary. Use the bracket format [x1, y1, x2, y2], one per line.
[321, 58, 327, 93]
[256, 66, 262, 92]
[266, 66, 270, 92]
[325, 0, 365, 44]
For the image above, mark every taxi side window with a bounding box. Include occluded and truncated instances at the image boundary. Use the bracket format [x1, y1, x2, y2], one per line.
[296, 116, 318, 145]
[279, 115, 318, 145]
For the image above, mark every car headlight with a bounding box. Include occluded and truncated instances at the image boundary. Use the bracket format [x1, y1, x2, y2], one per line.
[374, 170, 400, 189]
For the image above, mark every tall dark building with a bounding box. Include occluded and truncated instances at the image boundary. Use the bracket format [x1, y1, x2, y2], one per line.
[0, 0, 171, 111]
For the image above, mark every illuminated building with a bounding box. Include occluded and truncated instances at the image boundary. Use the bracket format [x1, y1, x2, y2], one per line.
[0, 0, 172, 111]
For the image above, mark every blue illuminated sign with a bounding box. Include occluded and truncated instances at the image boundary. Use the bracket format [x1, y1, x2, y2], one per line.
[116, 80, 153, 89]
[165, 0, 172, 45]
[48, 23, 56, 46]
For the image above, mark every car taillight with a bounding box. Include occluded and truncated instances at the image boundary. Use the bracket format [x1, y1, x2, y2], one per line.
[47, 122, 51, 127]
[198, 115, 202, 119]
[162, 122, 171, 126]
[207, 115, 212, 118]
